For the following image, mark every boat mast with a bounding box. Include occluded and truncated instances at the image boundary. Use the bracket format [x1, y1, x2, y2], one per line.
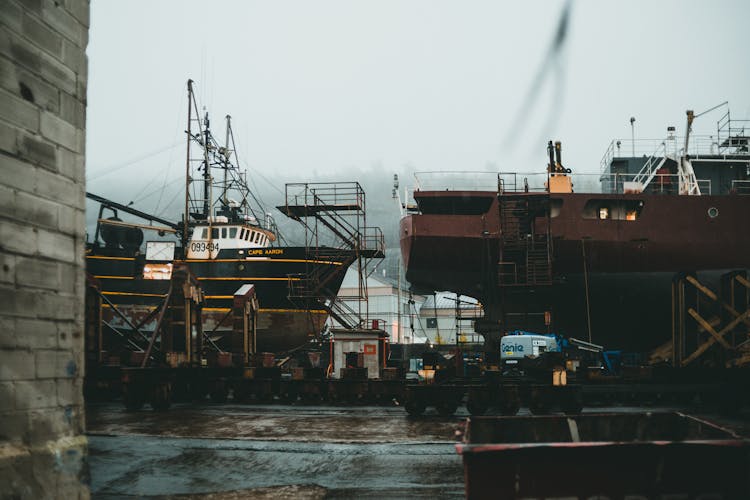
[183, 80, 194, 248]
[202, 111, 211, 217]
[223, 115, 231, 207]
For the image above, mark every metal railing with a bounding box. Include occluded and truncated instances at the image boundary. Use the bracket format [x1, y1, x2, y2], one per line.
[731, 180, 750, 195]
[410, 171, 714, 196]
[599, 135, 743, 173]
[413, 171, 499, 191]
[632, 142, 668, 187]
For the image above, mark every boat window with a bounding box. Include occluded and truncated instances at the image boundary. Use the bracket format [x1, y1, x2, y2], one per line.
[239, 228, 245, 240]
[249, 231, 256, 242]
[200, 228, 208, 239]
[229, 227, 238, 238]
[245, 230, 251, 241]
[582, 199, 644, 221]
[221, 228, 227, 238]
[254, 232, 261, 243]
[261, 236, 266, 245]
[211, 228, 219, 239]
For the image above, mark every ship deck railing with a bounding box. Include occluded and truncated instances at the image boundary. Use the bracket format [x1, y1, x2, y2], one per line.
[600, 134, 750, 174]
[731, 179, 750, 195]
[412, 171, 715, 196]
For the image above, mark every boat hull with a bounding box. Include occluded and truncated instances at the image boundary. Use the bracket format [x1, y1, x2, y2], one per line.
[401, 191, 750, 350]
[87, 246, 348, 352]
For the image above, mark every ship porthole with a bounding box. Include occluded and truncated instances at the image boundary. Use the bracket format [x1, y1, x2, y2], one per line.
[707, 207, 719, 218]
[238, 264, 245, 271]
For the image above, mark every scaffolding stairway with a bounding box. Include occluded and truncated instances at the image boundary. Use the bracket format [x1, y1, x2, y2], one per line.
[278, 182, 385, 330]
[497, 194, 552, 286]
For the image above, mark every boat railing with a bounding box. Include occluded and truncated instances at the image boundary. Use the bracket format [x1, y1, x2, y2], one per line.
[413, 171, 499, 191]
[731, 179, 750, 195]
[597, 173, 712, 195]
[361, 226, 385, 255]
[284, 181, 365, 211]
[411, 171, 719, 196]
[600, 135, 731, 173]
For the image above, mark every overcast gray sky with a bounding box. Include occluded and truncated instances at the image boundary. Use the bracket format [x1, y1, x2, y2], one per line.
[85, 0, 750, 217]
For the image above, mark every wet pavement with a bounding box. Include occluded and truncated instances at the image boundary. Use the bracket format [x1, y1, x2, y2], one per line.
[86, 402, 750, 499]
[87, 403, 466, 499]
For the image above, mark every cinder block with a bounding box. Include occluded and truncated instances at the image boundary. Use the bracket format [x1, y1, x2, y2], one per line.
[0, 153, 37, 193]
[56, 378, 82, 406]
[0, 25, 42, 75]
[0, 121, 18, 155]
[35, 168, 80, 205]
[57, 204, 80, 236]
[0, 219, 38, 256]
[0, 285, 18, 316]
[55, 321, 78, 350]
[41, 0, 84, 47]
[63, 0, 89, 28]
[15, 190, 60, 230]
[0, 382, 15, 411]
[40, 111, 78, 152]
[38, 41, 77, 95]
[15, 318, 58, 349]
[0, 252, 16, 284]
[58, 91, 83, 129]
[0, 349, 36, 381]
[22, 11, 62, 58]
[57, 261, 77, 294]
[27, 406, 82, 446]
[0, 183, 16, 219]
[21, 0, 43, 16]
[35, 291, 76, 321]
[31, 348, 79, 380]
[3, 287, 42, 319]
[16, 66, 61, 114]
[0, 87, 39, 132]
[15, 257, 60, 290]
[0, 409, 30, 443]
[0, 56, 17, 94]
[0, 315, 15, 348]
[34, 349, 56, 378]
[37, 228, 75, 263]
[75, 77, 84, 101]
[60, 39, 84, 74]
[0, 0, 24, 32]
[56, 146, 83, 183]
[14, 379, 56, 410]
[17, 130, 58, 172]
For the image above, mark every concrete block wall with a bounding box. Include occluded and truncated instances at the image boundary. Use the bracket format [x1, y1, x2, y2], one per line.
[0, 0, 90, 497]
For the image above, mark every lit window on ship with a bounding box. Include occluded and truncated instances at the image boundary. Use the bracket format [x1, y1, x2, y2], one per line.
[583, 199, 644, 221]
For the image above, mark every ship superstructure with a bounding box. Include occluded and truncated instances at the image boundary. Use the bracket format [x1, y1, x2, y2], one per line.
[401, 107, 750, 353]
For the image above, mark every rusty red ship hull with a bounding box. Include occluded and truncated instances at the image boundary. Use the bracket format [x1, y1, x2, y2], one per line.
[401, 190, 750, 351]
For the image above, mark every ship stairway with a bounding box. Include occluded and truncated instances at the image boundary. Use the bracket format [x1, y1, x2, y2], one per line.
[279, 182, 385, 331]
[631, 142, 669, 192]
[497, 194, 552, 287]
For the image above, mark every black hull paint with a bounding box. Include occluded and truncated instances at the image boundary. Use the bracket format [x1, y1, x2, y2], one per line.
[86, 246, 349, 352]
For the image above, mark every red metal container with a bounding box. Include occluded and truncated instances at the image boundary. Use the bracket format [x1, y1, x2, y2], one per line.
[457, 412, 749, 499]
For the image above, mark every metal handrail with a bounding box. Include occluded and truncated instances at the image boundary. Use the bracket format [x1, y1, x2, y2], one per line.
[408, 171, 716, 195]
[632, 142, 668, 186]
[731, 180, 750, 195]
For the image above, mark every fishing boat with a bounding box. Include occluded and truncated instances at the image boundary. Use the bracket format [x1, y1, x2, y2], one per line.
[400, 106, 750, 353]
[87, 80, 384, 353]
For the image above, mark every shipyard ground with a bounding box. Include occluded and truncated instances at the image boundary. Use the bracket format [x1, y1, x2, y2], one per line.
[86, 402, 750, 499]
